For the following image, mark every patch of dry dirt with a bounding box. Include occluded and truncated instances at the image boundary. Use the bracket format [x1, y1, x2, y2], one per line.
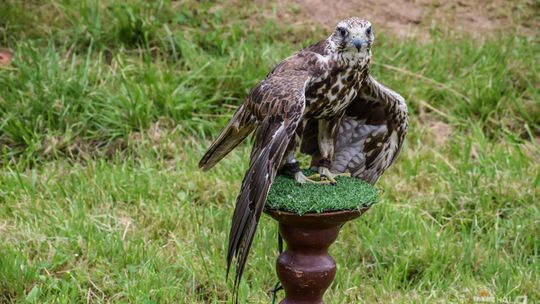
[427, 120, 453, 147]
[259, 0, 537, 38]
[0, 48, 13, 66]
[418, 104, 453, 147]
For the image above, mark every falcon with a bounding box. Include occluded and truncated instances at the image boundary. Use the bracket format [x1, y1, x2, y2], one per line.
[199, 17, 408, 292]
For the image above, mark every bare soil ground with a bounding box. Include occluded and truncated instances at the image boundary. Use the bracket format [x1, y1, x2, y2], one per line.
[259, 0, 538, 38]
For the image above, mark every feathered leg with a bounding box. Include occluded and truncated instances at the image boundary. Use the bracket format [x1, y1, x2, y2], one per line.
[309, 118, 350, 184]
[280, 135, 333, 185]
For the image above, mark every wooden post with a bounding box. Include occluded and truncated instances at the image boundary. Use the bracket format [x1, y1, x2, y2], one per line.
[265, 209, 368, 304]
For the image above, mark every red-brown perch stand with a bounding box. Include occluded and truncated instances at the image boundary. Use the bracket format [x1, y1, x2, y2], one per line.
[265, 172, 378, 303]
[265, 208, 369, 304]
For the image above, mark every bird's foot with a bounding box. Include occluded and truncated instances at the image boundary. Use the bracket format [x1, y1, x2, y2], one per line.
[306, 167, 350, 185]
[294, 171, 334, 185]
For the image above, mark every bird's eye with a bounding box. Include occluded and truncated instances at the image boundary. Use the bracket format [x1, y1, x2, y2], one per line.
[366, 26, 372, 36]
[337, 27, 348, 37]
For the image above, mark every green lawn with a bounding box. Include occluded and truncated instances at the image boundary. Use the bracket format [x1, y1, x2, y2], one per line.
[1, 1, 539, 303]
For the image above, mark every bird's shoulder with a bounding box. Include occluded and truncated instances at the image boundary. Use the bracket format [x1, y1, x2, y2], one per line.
[267, 40, 331, 79]
[243, 40, 333, 118]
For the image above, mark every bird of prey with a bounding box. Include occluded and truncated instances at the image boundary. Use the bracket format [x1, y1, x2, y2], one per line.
[199, 17, 408, 292]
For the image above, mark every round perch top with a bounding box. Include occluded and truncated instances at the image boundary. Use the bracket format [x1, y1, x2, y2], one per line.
[266, 171, 379, 215]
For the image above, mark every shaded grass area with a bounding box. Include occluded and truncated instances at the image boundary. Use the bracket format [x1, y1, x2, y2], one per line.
[266, 171, 378, 215]
[0, 0, 539, 303]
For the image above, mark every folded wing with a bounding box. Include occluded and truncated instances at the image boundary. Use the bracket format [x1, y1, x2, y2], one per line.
[226, 72, 309, 296]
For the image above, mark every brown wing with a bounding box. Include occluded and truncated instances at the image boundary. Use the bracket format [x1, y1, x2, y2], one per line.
[200, 45, 327, 171]
[332, 76, 408, 184]
[226, 72, 309, 298]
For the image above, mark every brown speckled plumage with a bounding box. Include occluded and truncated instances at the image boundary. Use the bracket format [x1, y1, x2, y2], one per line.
[198, 17, 408, 297]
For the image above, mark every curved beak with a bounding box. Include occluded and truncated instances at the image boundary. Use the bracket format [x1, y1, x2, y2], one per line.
[352, 38, 363, 51]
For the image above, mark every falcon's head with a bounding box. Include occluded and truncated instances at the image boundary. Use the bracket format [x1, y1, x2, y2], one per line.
[330, 17, 374, 55]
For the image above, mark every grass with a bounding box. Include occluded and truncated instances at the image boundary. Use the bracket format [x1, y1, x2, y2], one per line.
[0, 0, 539, 303]
[266, 171, 378, 215]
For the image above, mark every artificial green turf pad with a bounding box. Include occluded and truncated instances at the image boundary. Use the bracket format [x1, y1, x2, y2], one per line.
[266, 170, 379, 215]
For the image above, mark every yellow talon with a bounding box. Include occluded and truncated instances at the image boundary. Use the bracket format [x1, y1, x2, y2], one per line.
[307, 172, 336, 185]
[294, 172, 333, 185]
[294, 170, 350, 185]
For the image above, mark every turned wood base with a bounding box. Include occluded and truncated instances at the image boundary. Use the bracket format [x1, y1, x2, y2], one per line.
[265, 209, 368, 304]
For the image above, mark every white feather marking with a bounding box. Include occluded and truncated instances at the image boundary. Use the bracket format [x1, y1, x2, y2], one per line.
[316, 53, 330, 65]
[387, 131, 399, 156]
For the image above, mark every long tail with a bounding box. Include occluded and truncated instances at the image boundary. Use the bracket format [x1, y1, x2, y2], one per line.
[199, 104, 256, 171]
